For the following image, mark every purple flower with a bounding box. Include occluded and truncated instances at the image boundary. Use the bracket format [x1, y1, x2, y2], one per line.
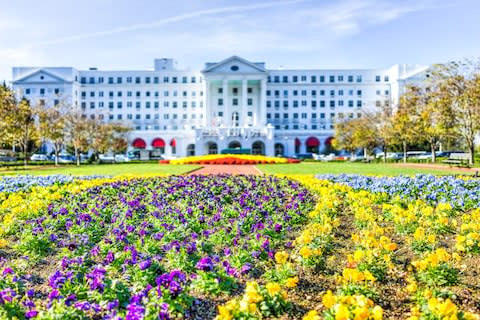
[2, 267, 13, 276]
[139, 259, 151, 270]
[196, 257, 214, 272]
[105, 251, 115, 264]
[274, 223, 283, 233]
[25, 310, 38, 318]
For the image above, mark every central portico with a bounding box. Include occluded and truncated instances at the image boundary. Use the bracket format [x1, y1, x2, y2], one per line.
[196, 56, 274, 155]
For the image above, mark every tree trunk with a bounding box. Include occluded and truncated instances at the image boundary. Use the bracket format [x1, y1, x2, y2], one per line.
[75, 147, 80, 166]
[468, 143, 475, 165]
[431, 142, 436, 163]
[403, 141, 407, 163]
[54, 148, 59, 166]
[24, 146, 28, 168]
[383, 146, 387, 163]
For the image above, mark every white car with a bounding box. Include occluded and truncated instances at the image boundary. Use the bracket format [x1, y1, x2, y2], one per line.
[114, 154, 131, 162]
[30, 154, 49, 161]
[99, 154, 115, 163]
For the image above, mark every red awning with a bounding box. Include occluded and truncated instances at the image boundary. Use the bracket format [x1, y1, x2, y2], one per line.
[306, 137, 320, 147]
[170, 139, 176, 147]
[325, 136, 334, 146]
[152, 138, 165, 148]
[132, 138, 146, 149]
[294, 138, 301, 147]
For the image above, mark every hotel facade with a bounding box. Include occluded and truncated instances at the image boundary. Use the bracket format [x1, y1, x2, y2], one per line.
[11, 56, 427, 157]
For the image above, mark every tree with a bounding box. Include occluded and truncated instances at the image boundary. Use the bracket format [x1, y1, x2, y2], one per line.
[37, 103, 67, 166]
[430, 60, 480, 164]
[5, 98, 39, 167]
[393, 86, 421, 163]
[0, 84, 17, 147]
[64, 111, 89, 166]
[334, 115, 379, 157]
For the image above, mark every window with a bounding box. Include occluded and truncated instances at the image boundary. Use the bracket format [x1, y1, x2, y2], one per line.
[357, 100, 362, 107]
[232, 87, 238, 95]
[274, 76, 280, 83]
[99, 102, 104, 108]
[126, 102, 132, 108]
[89, 77, 95, 84]
[266, 101, 271, 108]
[218, 88, 223, 94]
[376, 75, 381, 82]
[172, 77, 177, 83]
[330, 101, 335, 107]
[247, 98, 253, 106]
[127, 114, 133, 120]
[135, 114, 141, 120]
[293, 90, 298, 96]
[329, 75, 335, 83]
[108, 77, 114, 84]
[311, 76, 317, 83]
[25, 88, 31, 95]
[384, 75, 389, 82]
[338, 90, 344, 96]
[146, 102, 151, 109]
[293, 101, 299, 108]
[282, 76, 288, 83]
[182, 91, 187, 97]
[154, 77, 159, 84]
[357, 90, 362, 96]
[109, 102, 114, 109]
[145, 77, 151, 84]
[99, 91, 104, 97]
[312, 90, 317, 96]
[338, 100, 344, 107]
[292, 76, 298, 83]
[40, 88, 45, 95]
[232, 98, 238, 106]
[80, 77, 86, 84]
[293, 113, 299, 119]
[320, 90, 325, 96]
[117, 91, 122, 97]
[172, 102, 178, 108]
[117, 77, 122, 84]
[126, 91, 131, 97]
[154, 102, 159, 109]
[163, 76, 169, 83]
[247, 87, 253, 94]
[301, 90, 307, 96]
[90, 102, 95, 109]
[182, 76, 187, 84]
[126, 77, 132, 83]
[191, 77, 196, 83]
[182, 102, 187, 108]
[98, 77, 104, 83]
[135, 77, 141, 84]
[356, 75, 362, 83]
[348, 100, 354, 107]
[338, 75, 344, 82]
[117, 102, 122, 109]
[274, 101, 280, 108]
[311, 100, 317, 107]
[301, 75, 307, 82]
[218, 98, 223, 106]
[90, 91, 95, 97]
[283, 100, 288, 107]
[320, 100, 325, 107]
[319, 75, 325, 83]
[301, 100, 307, 106]
[136, 91, 141, 97]
[135, 102, 141, 109]
[348, 75, 354, 82]
[330, 90, 335, 97]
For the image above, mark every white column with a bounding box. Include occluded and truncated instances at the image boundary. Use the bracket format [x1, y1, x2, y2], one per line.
[204, 80, 210, 127]
[259, 79, 266, 127]
[242, 79, 248, 127]
[223, 79, 229, 127]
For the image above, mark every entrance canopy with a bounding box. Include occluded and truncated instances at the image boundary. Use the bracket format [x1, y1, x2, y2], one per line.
[152, 138, 165, 148]
[132, 138, 146, 149]
[306, 137, 320, 147]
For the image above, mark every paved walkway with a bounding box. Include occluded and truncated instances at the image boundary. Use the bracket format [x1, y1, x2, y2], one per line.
[188, 165, 262, 175]
[393, 163, 480, 173]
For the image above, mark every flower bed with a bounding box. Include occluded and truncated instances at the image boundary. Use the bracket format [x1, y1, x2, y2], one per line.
[165, 154, 297, 165]
[1, 174, 479, 319]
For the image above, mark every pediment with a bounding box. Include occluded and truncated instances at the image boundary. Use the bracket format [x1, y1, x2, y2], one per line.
[202, 56, 266, 74]
[13, 69, 68, 84]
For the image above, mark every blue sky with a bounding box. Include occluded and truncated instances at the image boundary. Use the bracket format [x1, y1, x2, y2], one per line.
[1, 0, 479, 81]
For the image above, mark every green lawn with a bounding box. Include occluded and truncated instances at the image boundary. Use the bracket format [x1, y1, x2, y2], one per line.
[0, 163, 201, 176]
[257, 162, 476, 176]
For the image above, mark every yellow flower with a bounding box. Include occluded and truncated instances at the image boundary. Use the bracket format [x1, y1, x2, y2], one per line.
[266, 282, 281, 296]
[322, 290, 336, 308]
[275, 251, 289, 264]
[300, 246, 313, 259]
[335, 304, 350, 320]
[372, 305, 383, 320]
[0, 238, 7, 249]
[303, 310, 321, 320]
[286, 276, 299, 288]
[427, 234, 436, 244]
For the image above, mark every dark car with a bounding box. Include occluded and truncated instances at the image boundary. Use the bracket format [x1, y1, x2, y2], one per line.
[293, 153, 313, 160]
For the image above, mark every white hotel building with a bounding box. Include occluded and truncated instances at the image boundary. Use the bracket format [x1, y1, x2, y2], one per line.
[11, 56, 427, 157]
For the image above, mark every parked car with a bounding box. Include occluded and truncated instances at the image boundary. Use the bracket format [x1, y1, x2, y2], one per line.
[416, 152, 433, 160]
[293, 153, 313, 160]
[376, 152, 402, 160]
[30, 154, 49, 161]
[54, 154, 75, 164]
[99, 154, 115, 163]
[114, 154, 131, 162]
